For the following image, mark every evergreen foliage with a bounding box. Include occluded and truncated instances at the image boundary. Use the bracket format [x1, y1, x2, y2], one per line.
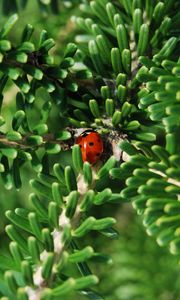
[97, 215, 180, 300]
[0, 0, 179, 299]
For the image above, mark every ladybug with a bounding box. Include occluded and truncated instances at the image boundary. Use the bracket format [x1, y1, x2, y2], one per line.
[76, 130, 103, 164]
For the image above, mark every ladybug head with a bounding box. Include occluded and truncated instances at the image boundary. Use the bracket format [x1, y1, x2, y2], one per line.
[80, 129, 96, 137]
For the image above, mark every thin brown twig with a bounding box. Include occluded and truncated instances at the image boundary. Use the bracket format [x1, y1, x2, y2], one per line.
[0, 133, 73, 150]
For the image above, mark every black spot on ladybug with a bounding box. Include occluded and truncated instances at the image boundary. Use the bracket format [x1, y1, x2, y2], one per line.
[80, 145, 82, 148]
[96, 153, 100, 156]
[89, 142, 94, 146]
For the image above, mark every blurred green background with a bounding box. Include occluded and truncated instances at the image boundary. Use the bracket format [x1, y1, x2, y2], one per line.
[0, 1, 179, 299]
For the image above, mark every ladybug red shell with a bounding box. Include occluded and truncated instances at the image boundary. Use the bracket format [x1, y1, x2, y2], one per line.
[76, 130, 103, 164]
